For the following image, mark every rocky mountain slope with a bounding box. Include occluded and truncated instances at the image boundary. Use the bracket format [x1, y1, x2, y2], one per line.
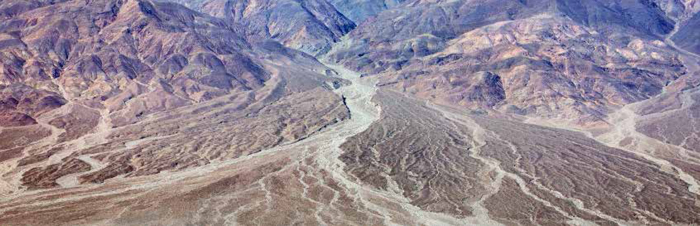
[1, 0, 700, 225]
[326, 0, 693, 124]
[672, 12, 700, 54]
[0, 0, 349, 190]
[327, 0, 405, 23]
[159, 0, 356, 54]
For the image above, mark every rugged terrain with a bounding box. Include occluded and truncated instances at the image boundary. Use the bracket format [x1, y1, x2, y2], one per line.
[1, 0, 700, 225]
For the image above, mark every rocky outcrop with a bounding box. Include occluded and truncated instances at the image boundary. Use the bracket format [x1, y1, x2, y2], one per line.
[0, 84, 66, 126]
[21, 158, 91, 189]
[653, 0, 700, 21]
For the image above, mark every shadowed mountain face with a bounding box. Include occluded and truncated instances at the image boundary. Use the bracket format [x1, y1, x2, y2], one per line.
[1, 0, 700, 225]
[673, 12, 700, 54]
[327, 0, 406, 23]
[159, 0, 356, 54]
